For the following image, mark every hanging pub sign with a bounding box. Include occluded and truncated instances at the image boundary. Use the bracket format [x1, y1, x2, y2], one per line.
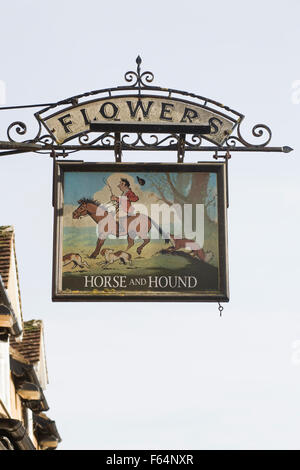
[0, 57, 292, 305]
[52, 162, 229, 302]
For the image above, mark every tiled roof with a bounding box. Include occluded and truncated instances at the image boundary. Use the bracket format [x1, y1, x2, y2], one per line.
[0, 225, 23, 325]
[9, 345, 30, 365]
[10, 320, 42, 365]
[0, 226, 14, 289]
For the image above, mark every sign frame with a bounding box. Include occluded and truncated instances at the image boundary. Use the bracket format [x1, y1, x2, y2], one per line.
[52, 161, 229, 302]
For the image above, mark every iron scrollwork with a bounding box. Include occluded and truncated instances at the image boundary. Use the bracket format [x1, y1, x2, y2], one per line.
[185, 134, 203, 149]
[78, 132, 116, 147]
[7, 119, 42, 144]
[124, 55, 154, 91]
[121, 133, 178, 149]
[225, 122, 272, 148]
[0, 56, 290, 158]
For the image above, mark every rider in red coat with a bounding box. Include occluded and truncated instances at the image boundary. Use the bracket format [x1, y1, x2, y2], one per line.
[111, 178, 139, 234]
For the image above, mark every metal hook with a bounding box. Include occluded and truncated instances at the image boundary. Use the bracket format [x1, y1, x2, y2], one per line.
[218, 302, 224, 317]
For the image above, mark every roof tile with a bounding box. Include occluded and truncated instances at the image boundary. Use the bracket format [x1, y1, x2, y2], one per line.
[0, 227, 14, 289]
[9, 345, 30, 365]
[10, 320, 42, 364]
[0, 225, 23, 327]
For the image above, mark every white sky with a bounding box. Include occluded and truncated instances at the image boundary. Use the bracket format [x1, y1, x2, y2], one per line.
[0, 0, 300, 450]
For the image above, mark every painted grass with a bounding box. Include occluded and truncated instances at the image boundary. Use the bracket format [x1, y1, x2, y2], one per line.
[62, 226, 218, 278]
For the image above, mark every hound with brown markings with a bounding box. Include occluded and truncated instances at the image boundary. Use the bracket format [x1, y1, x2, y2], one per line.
[100, 248, 132, 267]
[63, 253, 89, 269]
[167, 235, 213, 263]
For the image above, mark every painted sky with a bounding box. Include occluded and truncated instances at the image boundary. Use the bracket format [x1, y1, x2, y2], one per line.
[64, 171, 217, 205]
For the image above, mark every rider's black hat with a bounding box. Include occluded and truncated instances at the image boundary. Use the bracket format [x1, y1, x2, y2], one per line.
[121, 178, 130, 188]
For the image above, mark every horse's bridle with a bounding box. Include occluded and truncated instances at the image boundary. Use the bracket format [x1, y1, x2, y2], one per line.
[74, 204, 89, 219]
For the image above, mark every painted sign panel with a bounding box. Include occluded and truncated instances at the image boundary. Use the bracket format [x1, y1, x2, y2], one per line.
[53, 162, 229, 302]
[43, 96, 236, 145]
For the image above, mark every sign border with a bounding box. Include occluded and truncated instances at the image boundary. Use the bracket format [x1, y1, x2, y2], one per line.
[52, 161, 229, 302]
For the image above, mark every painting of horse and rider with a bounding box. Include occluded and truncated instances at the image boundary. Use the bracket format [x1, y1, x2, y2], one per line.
[54, 163, 228, 300]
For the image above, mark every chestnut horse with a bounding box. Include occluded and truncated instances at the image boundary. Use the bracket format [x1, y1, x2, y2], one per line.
[72, 198, 169, 258]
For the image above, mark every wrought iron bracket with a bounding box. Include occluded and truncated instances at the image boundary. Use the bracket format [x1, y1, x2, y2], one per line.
[114, 132, 122, 162]
[177, 134, 185, 163]
[212, 150, 231, 208]
[0, 141, 293, 158]
[0, 57, 293, 161]
[51, 150, 57, 208]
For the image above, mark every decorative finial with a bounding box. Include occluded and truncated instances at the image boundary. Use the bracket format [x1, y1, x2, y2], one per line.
[124, 57, 154, 89]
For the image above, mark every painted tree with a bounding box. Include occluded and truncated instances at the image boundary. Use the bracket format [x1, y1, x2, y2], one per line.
[149, 172, 217, 224]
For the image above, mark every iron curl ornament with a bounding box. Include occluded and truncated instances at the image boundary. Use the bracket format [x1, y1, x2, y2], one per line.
[121, 132, 178, 149]
[7, 119, 43, 144]
[185, 134, 203, 149]
[0, 56, 293, 158]
[78, 132, 116, 147]
[124, 55, 154, 91]
[224, 122, 272, 148]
